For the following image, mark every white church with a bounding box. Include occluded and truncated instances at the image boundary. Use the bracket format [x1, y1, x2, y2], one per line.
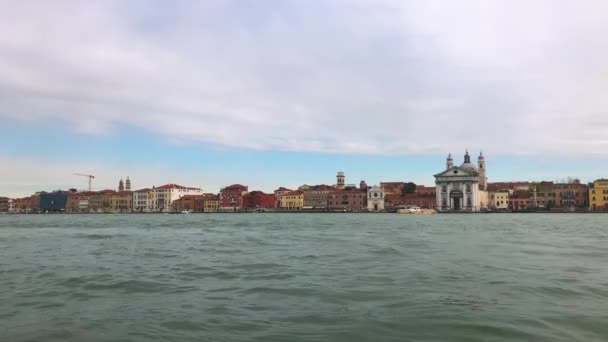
[434, 151, 488, 212]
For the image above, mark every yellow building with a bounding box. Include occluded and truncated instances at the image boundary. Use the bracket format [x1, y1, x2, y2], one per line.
[490, 190, 509, 211]
[590, 179, 608, 212]
[280, 191, 304, 210]
[109, 191, 133, 213]
[203, 195, 220, 212]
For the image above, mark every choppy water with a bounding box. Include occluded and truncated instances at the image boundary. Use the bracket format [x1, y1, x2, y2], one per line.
[1, 214, 607, 341]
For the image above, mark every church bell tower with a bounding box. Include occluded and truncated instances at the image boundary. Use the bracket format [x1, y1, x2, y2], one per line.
[478, 152, 487, 191]
[336, 171, 345, 189]
[446, 153, 454, 169]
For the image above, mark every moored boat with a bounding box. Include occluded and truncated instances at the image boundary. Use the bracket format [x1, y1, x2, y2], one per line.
[397, 206, 436, 215]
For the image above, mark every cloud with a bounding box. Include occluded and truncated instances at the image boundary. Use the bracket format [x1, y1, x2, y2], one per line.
[1, 0, 607, 155]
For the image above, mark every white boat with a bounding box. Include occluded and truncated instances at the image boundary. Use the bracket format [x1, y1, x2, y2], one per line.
[181, 210, 191, 214]
[397, 206, 437, 215]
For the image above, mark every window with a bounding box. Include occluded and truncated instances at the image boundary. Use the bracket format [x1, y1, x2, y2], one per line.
[466, 184, 471, 193]
[442, 185, 447, 193]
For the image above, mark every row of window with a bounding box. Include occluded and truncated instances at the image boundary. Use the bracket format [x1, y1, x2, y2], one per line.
[591, 197, 608, 201]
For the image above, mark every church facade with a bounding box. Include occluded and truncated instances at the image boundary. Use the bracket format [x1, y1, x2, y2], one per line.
[434, 151, 488, 212]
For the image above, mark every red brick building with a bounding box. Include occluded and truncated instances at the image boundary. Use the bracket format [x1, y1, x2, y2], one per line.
[242, 191, 275, 210]
[329, 187, 367, 211]
[380, 182, 405, 195]
[384, 186, 436, 209]
[532, 180, 588, 209]
[12, 196, 34, 213]
[220, 184, 248, 211]
[66, 191, 96, 213]
[509, 190, 530, 211]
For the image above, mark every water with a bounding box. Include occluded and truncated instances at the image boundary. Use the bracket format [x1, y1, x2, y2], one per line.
[0, 214, 607, 341]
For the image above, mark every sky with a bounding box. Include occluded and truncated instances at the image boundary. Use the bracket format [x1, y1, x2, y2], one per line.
[1, 0, 608, 197]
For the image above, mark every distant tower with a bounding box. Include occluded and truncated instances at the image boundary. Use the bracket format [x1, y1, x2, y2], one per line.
[336, 172, 345, 189]
[478, 152, 487, 190]
[446, 153, 454, 169]
[360, 180, 368, 190]
[118, 178, 125, 192]
[464, 149, 471, 164]
[125, 176, 131, 191]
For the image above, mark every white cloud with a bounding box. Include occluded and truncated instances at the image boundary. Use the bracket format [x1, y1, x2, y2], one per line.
[1, 0, 607, 156]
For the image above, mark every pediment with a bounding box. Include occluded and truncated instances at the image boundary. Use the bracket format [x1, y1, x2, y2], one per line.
[434, 167, 478, 178]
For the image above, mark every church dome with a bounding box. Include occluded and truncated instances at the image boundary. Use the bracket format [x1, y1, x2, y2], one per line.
[460, 162, 477, 171]
[459, 150, 477, 171]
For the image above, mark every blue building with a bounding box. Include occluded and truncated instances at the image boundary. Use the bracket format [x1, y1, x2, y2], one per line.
[39, 192, 68, 212]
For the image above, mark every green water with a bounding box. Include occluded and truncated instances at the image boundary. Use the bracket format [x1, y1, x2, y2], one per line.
[0, 214, 607, 341]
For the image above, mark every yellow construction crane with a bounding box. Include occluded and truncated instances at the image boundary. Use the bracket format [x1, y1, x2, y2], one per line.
[74, 173, 95, 191]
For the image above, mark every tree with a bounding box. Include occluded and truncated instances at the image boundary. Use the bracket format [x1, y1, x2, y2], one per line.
[403, 182, 416, 194]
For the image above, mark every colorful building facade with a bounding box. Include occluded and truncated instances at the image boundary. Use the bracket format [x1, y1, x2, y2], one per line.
[243, 191, 275, 210]
[220, 184, 248, 211]
[280, 191, 304, 210]
[589, 179, 608, 212]
[329, 187, 367, 211]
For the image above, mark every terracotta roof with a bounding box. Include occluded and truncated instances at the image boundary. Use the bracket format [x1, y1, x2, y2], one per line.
[177, 195, 202, 200]
[283, 190, 303, 196]
[157, 184, 196, 190]
[134, 188, 152, 193]
[275, 187, 292, 192]
[223, 184, 248, 191]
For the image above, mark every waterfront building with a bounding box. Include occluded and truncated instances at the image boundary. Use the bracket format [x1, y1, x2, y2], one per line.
[30, 193, 41, 212]
[242, 191, 275, 210]
[384, 186, 436, 210]
[273, 187, 293, 208]
[300, 184, 333, 210]
[12, 196, 34, 213]
[87, 190, 115, 213]
[509, 190, 530, 211]
[435, 151, 488, 212]
[415, 186, 437, 208]
[280, 191, 304, 210]
[532, 180, 588, 210]
[133, 188, 152, 212]
[220, 184, 248, 211]
[66, 191, 95, 213]
[149, 184, 204, 212]
[109, 191, 133, 213]
[202, 194, 220, 212]
[490, 190, 509, 211]
[329, 187, 367, 211]
[172, 195, 204, 212]
[0, 197, 8, 212]
[367, 185, 385, 212]
[336, 172, 346, 189]
[589, 179, 608, 212]
[39, 191, 68, 212]
[380, 182, 406, 196]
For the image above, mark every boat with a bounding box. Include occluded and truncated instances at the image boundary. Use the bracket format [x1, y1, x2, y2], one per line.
[181, 210, 191, 214]
[397, 206, 437, 215]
